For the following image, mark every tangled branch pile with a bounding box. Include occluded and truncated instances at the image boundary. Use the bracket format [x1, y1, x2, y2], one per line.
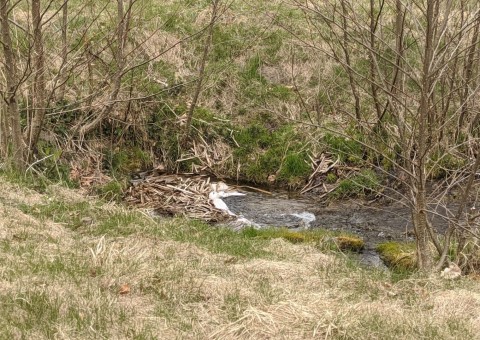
[125, 173, 231, 222]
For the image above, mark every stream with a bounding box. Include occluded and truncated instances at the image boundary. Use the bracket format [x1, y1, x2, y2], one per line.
[222, 190, 454, 269]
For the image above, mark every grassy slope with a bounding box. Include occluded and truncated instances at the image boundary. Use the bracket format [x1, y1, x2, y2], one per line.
[0, 176, 479, 339]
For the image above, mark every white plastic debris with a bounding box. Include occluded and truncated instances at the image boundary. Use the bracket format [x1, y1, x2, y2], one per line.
[440, 262, 461, 280]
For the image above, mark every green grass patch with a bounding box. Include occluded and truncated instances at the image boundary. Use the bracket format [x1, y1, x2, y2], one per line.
[96, 180, 125, 202]
[332, 169, 381, 199]
[233, 123, 311, 185]
[427, 151, 467, 179]
[242, 227, 364, 253]
[322, 133, 364, 165]
[18, 198, 149, 236]
[160, 219, 271, 259]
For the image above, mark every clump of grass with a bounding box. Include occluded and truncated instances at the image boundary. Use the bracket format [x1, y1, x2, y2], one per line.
[325, 172, 338, 184]
[335, 236, 364, 252]
[104, 146, 152, 176]
[322, 133, 364, 165]
[233, 123, 311, 186]
[376, 241, 416, 270]
[427, 151, 467, 179]
[331, 169, 381, 199]
[96, 180, 125, 202]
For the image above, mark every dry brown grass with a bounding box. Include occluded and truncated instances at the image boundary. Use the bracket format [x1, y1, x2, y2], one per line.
[0, 176, 479, 339]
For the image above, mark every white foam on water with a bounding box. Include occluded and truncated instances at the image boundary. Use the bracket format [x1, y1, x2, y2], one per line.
[290, 212, 316, 227]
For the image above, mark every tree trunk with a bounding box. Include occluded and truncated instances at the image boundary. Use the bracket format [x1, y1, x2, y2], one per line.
[369, 0, 382, 121]
[456, 14, 480, 141]
[28, 0, 47, 156]
[56, 0, 69, 102]
[78, 0, 131, 137]
[182, 0, 219, 146]
[0, 0, 25, 170]
[413, 0, 436, 271]
[0, 103, 8, 157]
[340, 1, 361, 123]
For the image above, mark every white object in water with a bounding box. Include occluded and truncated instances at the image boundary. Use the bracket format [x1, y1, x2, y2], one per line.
[228, 216, 260, 231]
[210, 182, 246, 198]
[217, 190, 246, 198]
[290, 212, 316, 228]
[209, 191, 236, 216]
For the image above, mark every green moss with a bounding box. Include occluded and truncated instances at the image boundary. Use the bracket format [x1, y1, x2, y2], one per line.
[335, 236, 364, 252]
[245, 228, 308, 244]
[243, 228, 321, 244]
[376, 242, 416, 270]
[243, 228, 368, 254]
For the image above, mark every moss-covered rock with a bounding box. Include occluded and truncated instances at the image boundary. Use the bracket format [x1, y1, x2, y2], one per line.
[335, 236, 365, 252]
[376, 242, 416, 270]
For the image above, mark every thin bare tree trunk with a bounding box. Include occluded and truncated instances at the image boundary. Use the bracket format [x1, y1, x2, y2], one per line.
[28, 0, 47, 156]
[436, 151, 480, 271]
[340, 1, 361, 123]
[414, 0, 436, 271]
[0, 103, 8, 157]
[57, 0, 68, 102]
[369, 0, 382, 121]
[0, 0, 25, 170]
[78, 0, 131, 137]
[182, 0, 219, 146]
[456, 14, 480, 141]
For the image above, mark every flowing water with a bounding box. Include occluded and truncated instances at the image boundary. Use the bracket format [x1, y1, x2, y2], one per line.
[223, 190, 454, 268]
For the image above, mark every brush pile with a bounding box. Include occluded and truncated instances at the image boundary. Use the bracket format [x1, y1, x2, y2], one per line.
[125, 173, 231, 222]
[301, 153, 340, 195]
